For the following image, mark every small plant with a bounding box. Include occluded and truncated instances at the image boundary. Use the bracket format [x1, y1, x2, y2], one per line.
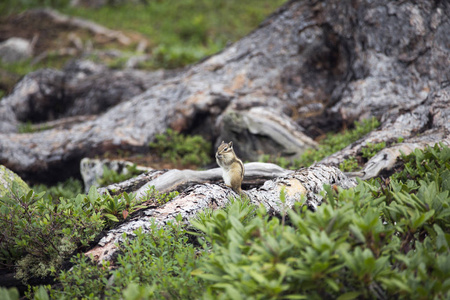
[361, 141, 386, 160]
[32, 177, 83, 200]
[339, 156, 360, 172]
[0, 184, 104, 282]
[0, 287, 19, 300]
[36, 218, 204, 299]
[149, 129, 212, 166]
[101, 191, 146, 224]
[97, 164, 145, 187]
[260, 117, 380, 169]
[17, 121, 34, 134]
[141, 185, 179, 206]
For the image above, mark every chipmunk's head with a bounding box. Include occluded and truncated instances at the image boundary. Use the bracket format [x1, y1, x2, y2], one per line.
[216, 141, 235, 165]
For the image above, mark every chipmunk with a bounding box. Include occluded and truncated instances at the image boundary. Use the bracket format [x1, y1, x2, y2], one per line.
[216, 141, 244, 194]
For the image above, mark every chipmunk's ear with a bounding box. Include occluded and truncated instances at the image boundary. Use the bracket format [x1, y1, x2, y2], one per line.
[229, 141, 233, 147]
[220, 140, 225, 145]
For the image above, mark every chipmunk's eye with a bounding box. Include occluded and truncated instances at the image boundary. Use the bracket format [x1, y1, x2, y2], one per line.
[223, 147, 228, 151]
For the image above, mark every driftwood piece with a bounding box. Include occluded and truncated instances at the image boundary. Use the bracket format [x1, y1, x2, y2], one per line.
[86, 164, 357, 262]
[97, 162, 292, 196]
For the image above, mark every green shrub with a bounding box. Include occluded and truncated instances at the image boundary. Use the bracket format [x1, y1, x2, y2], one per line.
[361, 142, 386, 160]
[392, 142, 450, 184]
[190, 144, 450, 299]
[0, 184, 104, 282]
[140, 185, 179, 207]
[0, 181, 177, 283]
[32, 178, 83, 201]
[149, 129, 212, 166]
[339, 156, 359, 172]
[97, 164, 145, 187]
[0, 287, 19, 300]
[39, 217, 203, 299]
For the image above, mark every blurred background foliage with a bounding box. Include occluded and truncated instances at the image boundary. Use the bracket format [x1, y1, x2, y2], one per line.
[0, 0, 286, 70]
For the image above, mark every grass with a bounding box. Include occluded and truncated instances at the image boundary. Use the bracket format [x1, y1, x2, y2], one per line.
[0, 0, 286, 96]
[0, 0, 285, 69]
[62, 0, 286, 68]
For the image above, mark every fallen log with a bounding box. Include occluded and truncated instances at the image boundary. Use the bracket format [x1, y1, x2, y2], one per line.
[86, 164, 357, 262]
[1, 0, 448, 184]
[97, 162, 293, 196]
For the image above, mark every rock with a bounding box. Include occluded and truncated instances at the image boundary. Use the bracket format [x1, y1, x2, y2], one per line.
[0, 38, 33, 63]
[0, 165, 30, 199]
[216, 108, 318, 161]
[80, 158, 152, 193]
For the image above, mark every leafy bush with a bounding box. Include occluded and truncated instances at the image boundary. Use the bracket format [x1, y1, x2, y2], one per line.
[361, 142, 386, 160]
[32, 178, 83, 201]
[38, 217, 203, 299]
[27, 144, 449, 299]
[0, 184, 104, 282]
[140, 185, 179, 207]
[0, 287, 19, 300]
[97, 164, 145, 187]
[149, 129, 212, 166]
[190, 144, 450, 299]
[339, 156, 359, 172]
[0, 182, 176, 282]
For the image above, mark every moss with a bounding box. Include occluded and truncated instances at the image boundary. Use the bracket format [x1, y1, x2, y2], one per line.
[0, 165, 30, 198]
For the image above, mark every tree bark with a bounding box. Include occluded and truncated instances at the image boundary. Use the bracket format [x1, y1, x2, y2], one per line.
[86, 164, 356, 262]
[97, 162, 292, 196]
[0, 0, 448, 184]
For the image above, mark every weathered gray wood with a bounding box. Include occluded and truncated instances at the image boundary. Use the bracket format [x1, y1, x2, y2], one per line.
[97, 162, 292, 196]
[321, 87, 450, 174]
[216, 108, 318, 162]
[86, 164, 356, 262]
[1, 1, 448, 184]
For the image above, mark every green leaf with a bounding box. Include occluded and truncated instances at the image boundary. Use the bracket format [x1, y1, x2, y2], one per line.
[224, 284, 243, 300]
[349, 224, 365, 243]
[336, 292, 361, 300]
[434, 224, 449, 252]
[104, 213, 120, 222]
[199, 273, 225, 282]
[0, 287, 19, 300]
[34, 286, 49, 300]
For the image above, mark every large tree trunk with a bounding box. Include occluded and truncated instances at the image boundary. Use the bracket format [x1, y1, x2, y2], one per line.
[0, 0, 448, 184]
